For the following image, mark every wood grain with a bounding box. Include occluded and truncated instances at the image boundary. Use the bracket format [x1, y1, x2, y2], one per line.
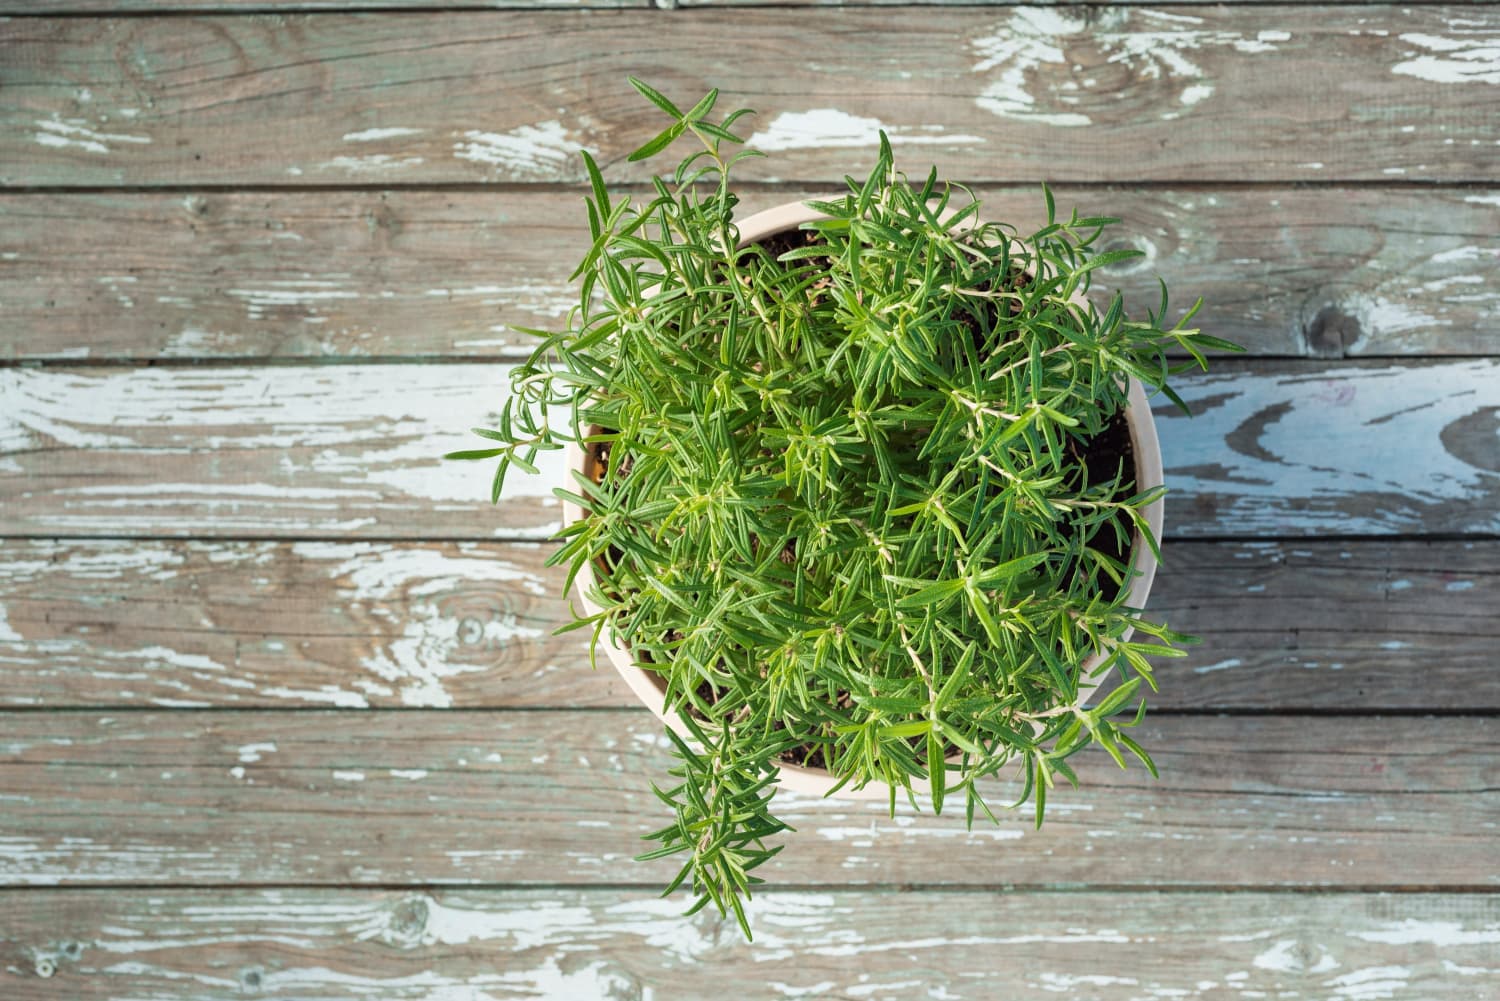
[1, 0, 1383, 10]
[1165, 359, 1500, 537]
[2, 889, 1496, 1000]
[3, 9, 1497, 186]
[2, 539, 1495, 711]
[0, 711, 1495, 888]
[3, 359, 1497, 539]
[0, 362, 560, 540]
[4, 187, 1497, 361]
[0, 191, 587, 361]
[11, 0, 642, 9]
[0, 540, 630, 710]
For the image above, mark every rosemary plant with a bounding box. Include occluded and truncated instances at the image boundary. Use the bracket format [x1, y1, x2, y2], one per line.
[455, 79, 1241, 938]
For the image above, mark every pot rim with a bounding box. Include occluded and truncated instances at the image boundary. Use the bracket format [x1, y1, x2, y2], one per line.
[559, 198, 1165, 800]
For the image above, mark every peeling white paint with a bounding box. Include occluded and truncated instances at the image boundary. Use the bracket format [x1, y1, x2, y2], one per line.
[288, 542, 548, 708]
[342, 127, 423, 142]
[1393, 33, 1500, 85]
[259, 685, 370, 708]
[416, 895, 597, 951]
[453, 121, 580, 177]
[162, 328, 230, 358]
[1178, 83, 1215, 107]
[1324, 965, 1413, 1000]
[1253, 938, 1340, 973]
[1346, 293, 1450, 336]
[1, 365, 564, 536]
[237, 742, 277, 764]
[816, 824, 1023, 844]
[389, 769, 428, 781]
[1193, 658, 1242, 674]
[225, 281, 359, 318]
[34, 115, 151, 154]
[970, 10, 1289, 129]
[317, 154, 425, 173]
[1037, 972, 1139, 992]
[0, 599, 21, 643]
[748, 109, 983, 151]
[971, 10, 1094, 127]
[332, 770, 365, 782]
[1430, 245, 1496, 266]
[1163, 360, 1500, 535]
[96, 274, 137, 309]
[1352, 919, 1500, 946]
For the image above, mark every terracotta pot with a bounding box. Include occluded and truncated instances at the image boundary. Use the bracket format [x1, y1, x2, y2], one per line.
[560, 200, 1165, 800]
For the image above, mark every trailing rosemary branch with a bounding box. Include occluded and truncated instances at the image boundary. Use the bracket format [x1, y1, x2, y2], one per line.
[454, 79, 1242, 939]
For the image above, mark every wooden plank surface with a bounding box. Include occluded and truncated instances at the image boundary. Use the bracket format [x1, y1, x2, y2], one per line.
[2, 0, 1493, 994]
[10, 0, 645, 9]
[1, 711, 1494, 888]
[0, 539, 614, 710]
[0, 0, 1379, 10]
[3, 359, 1497, 539]
[3, 9, 1497, 186]
[0, 362, 558, 540]
[4, 187, 1497, 361]
[2, 889, 1496, 1000]
[2, 539, 1496, 711]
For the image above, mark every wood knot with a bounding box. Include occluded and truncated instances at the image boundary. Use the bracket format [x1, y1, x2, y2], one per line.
[389, 896, 429, 939]
[1304, 305, 1362, 358]
[364, 196, 403, 246]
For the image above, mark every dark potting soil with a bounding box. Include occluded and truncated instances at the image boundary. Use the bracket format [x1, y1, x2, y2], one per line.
[754, 227, 823, 262]
[1071, 409, 1134, 605]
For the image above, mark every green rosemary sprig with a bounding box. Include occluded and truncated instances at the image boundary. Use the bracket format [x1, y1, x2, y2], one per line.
[453, 77, 1242, 938]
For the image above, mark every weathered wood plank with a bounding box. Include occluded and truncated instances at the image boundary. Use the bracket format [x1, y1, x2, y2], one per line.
[4, 187, 1497, 361]
[2, 889, 1496, 1000]
[3, 9, 1496, 185]
[0, 0, 1388, 10]
[12, 0, 644, 9]
[1148, 540, 1500, 710]
[0, 540, 628, 710]
[0, 191, 586, 361]
[0, 711, 1494, 887]
[1, 539, 1495, 711]
[1165, 359, 1500, 536]
[3, 360, 1497, 539]
[0, 362, 562, 539]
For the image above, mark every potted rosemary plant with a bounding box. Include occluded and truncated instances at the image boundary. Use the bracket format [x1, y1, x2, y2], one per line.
[454, 79, 1240, 938]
